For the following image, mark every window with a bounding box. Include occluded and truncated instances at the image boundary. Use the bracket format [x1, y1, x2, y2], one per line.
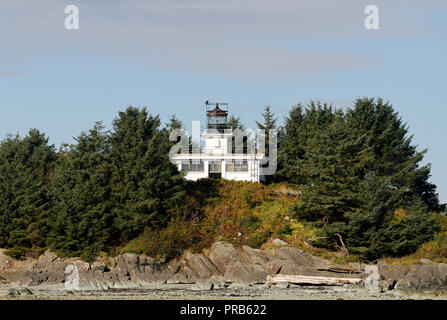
[209, 161, 222, 173]
[181, 160, 204, 172]
[226, 160, 248, 172]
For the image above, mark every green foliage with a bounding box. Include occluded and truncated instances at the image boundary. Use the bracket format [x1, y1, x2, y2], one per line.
[48, 122, 113, 260]
[121, 213, 199, 260]
[165, 114, 184, 131]
[47, 108, 185, 259]
[0, 129, 56, 252]
[171, 179, 298, 251]
[387, 214, 447, 264]
[0, 99, 443, 264]
[109, 107, 185, 241]
[256, 105, 277, 133]
[277, 98, 444, 259]
[257, 105, 278, 183]
[227, 115, 246, 131]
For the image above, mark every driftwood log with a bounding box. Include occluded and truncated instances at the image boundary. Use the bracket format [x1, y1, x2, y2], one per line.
[267, 275, 363, 286]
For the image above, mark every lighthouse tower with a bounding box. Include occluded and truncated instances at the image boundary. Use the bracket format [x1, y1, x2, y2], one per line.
[171, 101, 263, 182]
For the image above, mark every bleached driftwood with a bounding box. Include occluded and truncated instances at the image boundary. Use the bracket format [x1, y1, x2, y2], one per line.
[266, 275, 363, 286]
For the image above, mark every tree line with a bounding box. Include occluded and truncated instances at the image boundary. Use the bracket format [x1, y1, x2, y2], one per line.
[275, 98, 444, 259]
[0, 107, 184, 260]
[0, 98, 444, 261]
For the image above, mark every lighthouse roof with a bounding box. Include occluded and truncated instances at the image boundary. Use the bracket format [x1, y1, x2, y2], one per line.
[207, 106, 228, 117]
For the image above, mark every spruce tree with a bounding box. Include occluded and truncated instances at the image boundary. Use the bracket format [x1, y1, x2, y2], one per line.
[278, 98, 442, 259]
[279, 102, 368, 222]
[166, 114, 183, 131]
[227, 115, 247, 154]
[256, 105, 277, 157]
[256, 105, 278, 182]
[0, 129, 56, 255]
[227, 115, 246, 131]
[48, 122, 113, 260]
[345, 97, 443, 212]
[109, 107, 184, 242]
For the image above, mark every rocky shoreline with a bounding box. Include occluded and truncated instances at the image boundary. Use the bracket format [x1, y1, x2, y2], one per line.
[1, 240, 447, 299]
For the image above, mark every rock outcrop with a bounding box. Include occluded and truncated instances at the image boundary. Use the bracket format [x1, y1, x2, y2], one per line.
[0, 242, 446, 293]
[377, 261, 447, 292]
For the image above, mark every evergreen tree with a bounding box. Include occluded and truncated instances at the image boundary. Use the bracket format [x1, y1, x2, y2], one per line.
[166, 114, 183, 131]
[166, 114, 186, 149]
[227, 115, 248, 154]
[48, 122, 113, 261]
[227, 115, 246, 131]
[279, 102, 369, 222]
[321, 174, 439, 259]
[109, 107, 184, 241]
[256, 105, 277, 157]
[345, 97, 443, 212]
[278, 98, 442, 259]
[0, 129, 56, 255]
[256, 105, 278, 182]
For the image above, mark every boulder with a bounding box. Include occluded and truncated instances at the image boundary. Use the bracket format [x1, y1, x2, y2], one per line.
[121, 253, 139, 266]
[157, 260, 181, 278]
[208, 242, 269, 284]
[19, 287, 33, 295]
[3, 270, 36, 286]
[91, 261, 106, 272]
[395, 264, 447, 291]
[378, 279, 396, 292]
[378, 262, 411, 283]
[265, 263, 281, 275]
[185, 253, 221, 278]
[34, 250, 58, 269]
[275, 282, 290, 289]
[132, 272, 166, 285]
[265, 246, 317, 268]
[166, 270, 194, 284]
[272, 239, 288, 247]
[113, 253, 140, 276]
[208, 242, 239, 274]
[224, 261, 267, 284]
[68, 260, 90, 273]
[240, 246, 269, 265]
[139, 255, 156, 267]
[7, 288, 20, 297]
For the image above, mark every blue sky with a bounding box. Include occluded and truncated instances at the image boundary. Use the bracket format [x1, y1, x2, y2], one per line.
[0, 0, 446, 202]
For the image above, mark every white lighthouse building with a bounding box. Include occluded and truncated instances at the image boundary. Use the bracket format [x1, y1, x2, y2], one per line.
[171, 101, 264, 182]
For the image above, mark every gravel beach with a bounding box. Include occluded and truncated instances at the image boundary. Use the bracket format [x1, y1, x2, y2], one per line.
[1, 284, 446, 300]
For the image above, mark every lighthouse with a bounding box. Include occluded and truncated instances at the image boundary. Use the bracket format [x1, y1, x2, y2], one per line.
[171, 101, 264, 182]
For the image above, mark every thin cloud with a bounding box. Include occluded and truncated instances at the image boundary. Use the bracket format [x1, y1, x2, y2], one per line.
[0, 69, 20, 77]
[0, 0, 444, 81]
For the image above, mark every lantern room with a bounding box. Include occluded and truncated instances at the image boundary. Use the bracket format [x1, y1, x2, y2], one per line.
[205, 100, 228, 132]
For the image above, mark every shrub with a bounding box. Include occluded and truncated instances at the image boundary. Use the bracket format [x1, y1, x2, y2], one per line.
[121, 213, 199, 259]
